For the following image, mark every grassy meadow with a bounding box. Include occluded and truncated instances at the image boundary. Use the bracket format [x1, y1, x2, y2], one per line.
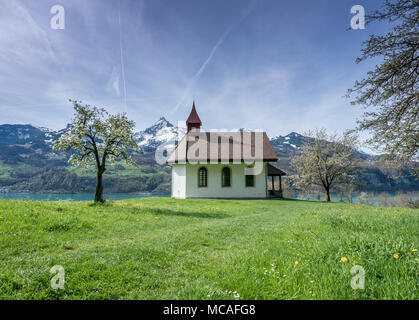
[0, 198, 417, 300]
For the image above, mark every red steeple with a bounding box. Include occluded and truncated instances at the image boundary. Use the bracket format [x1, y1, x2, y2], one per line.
[186, 101, 202, 133]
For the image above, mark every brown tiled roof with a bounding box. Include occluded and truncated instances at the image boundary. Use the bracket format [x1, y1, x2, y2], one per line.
[267, 163, 286, 176]
[167, 131, 278, 163]
[186, 101, 202, 125]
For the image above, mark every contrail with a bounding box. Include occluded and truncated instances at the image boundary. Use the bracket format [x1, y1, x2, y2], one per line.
[171, 1, 258, 114]
[10, 0, 58, 62]
[118, 0, 128, 113]
[171, 27, 232, 114]
[195, 27, 232, 80]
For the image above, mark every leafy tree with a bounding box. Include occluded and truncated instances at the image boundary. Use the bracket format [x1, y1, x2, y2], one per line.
[53, 101, 139, 202]
[291, 129, 359, 202]
[348, 0, 418, 171]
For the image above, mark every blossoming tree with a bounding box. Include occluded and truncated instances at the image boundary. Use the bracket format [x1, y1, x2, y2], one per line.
[291, 129, 359, 202]
[53, 100, 139, 202]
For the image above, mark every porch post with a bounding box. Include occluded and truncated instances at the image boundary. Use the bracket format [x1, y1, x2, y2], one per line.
[279, 175, 283, 198]
[279, 175, 282, 192]
[271, 176, 275, 192]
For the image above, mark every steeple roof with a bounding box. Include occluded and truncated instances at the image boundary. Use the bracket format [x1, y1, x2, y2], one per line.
[186, 101, 202, 125]
[166, 131, 278, 163]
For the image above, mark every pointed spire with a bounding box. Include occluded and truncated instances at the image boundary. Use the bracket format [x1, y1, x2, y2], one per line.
[186, 100, 202, 125]
[186, 101, 202, 133]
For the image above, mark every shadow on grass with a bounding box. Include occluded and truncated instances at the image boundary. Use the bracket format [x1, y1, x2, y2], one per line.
[88, 201, 114, 207]
[269, 197, 346, 204]
[142, 207, 230, 219]
[268, 197, 313, 202]
[86, 200, 229, 219]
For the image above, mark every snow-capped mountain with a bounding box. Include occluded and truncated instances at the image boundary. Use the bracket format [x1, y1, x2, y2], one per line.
[0, 119, 185, 152]
[270, 132, 310, 152]
[0, 124, 66, 148]
[135, 117, 186, 151]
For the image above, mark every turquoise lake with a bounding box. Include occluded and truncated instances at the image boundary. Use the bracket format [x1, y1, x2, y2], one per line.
[0, 193, 169, 201]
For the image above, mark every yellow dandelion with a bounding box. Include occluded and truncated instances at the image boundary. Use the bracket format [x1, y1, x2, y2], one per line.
[154, 217, 160, 220]
[412, 249, 418, 252]
[340, 257, 348, 263]
[294, 261, 299, 265]
[393, 253, 399, 259]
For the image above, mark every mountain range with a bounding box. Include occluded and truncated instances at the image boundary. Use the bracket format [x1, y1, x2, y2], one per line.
[0, 118, 417, 194]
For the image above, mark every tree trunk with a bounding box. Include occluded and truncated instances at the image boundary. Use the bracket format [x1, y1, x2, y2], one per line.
[325, 187, 331, 202]
[94, 167, 105, 203]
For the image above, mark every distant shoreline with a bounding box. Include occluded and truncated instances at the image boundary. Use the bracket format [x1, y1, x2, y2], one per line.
[0, 191, 169, 195]
[0, 192, 170, 201]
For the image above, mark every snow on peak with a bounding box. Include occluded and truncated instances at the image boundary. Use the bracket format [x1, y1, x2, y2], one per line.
[136, 117, 185, 150]
[155, 117, 173, 128]
[287, 132, 302, 138]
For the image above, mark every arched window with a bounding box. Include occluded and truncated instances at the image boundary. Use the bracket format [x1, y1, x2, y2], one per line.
[198, 167, 207, 187]
[222, 167, 231, 187]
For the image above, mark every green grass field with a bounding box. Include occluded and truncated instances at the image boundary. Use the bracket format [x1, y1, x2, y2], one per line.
[0, 198, 417, 300]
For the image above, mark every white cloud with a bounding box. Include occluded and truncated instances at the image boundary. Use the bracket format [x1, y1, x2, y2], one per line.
[107, 67, 121, 97]
[8, 0, 57, 62]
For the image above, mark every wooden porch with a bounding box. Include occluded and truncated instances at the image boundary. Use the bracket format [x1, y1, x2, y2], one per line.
[267, 163, 286, 198]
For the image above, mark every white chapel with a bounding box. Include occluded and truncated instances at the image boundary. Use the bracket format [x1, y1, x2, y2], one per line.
[167, 102, 286, 199]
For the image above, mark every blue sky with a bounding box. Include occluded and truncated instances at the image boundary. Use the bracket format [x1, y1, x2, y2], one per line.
[0, 0, 387, 140]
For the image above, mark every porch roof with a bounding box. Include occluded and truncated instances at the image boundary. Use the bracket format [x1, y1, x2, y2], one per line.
[267, 163, 286, 176]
